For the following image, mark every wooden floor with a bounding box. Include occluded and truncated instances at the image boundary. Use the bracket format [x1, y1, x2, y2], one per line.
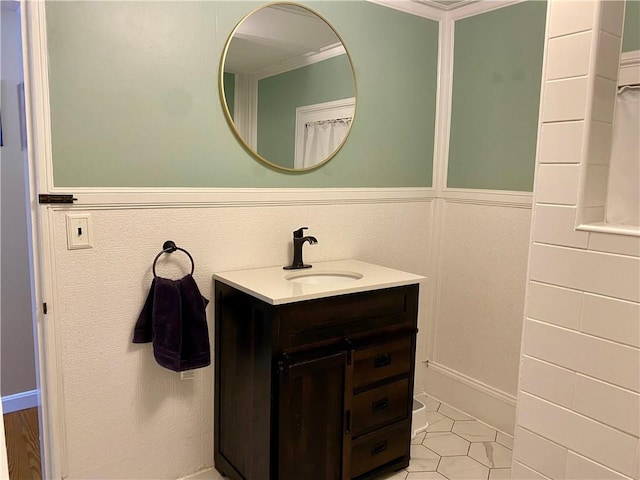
[3, 407, 42, 480]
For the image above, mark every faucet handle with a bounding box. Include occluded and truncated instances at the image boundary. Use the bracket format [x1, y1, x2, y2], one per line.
[293, 227, 309, 238]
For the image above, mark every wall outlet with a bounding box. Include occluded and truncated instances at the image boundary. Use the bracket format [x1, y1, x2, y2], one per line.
[66, 214, 92, 250]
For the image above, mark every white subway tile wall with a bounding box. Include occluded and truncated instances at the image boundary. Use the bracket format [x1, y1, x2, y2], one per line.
[519, 357, 574, 407]
[534, 165, 581, 204]
[547, 0, 596, 38]
[591, 76, 618, 122]
[579, 0, 626, 226]
[513, 427, 568, 479]
[528, 244, 640, 302]
[541, 79, 589, 122]
[524, 319, 639, 392]
[588, 230, 640, 255]
[598, 0, 625, 36]
[595, 31, 622, 79]
[583, 165, 609, 206]
[581, 293, 640, 347]
[526, 282, 583, 328]
[572, 374, 640, 436]
[546, 32, 592, 80]
[518, 393, 638, 478]
[564, 452, 631, 480]
[513, 1, 640, 479]
[512, 461, 552, 480]
[587, 120, 613, 166]
[532, 205, 590, 248]
[538, 121, 585, 164]
[581, 205, 606, 224]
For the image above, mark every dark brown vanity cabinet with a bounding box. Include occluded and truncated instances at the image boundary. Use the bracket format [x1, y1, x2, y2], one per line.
[214, 281, 419, 480]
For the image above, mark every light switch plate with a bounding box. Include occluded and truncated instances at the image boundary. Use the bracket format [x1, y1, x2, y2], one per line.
[66, 214, 92, 250]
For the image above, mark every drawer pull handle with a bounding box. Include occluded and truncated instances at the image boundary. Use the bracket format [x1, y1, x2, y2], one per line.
[374, 353, 392, 368]
[372, 398, 389, 412]
[371, 441, 388, 456]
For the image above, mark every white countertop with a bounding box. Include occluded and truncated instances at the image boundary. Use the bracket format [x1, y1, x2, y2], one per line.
[213, 259, 425, 305]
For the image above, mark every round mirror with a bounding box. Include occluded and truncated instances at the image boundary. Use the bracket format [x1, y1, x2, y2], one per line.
[219, 3, 357, 171]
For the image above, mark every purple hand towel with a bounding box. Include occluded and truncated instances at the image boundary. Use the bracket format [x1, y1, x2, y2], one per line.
[133, 274, 210, 372]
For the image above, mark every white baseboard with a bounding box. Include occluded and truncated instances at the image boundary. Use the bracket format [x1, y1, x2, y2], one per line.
[178, 467, 227, 480]
[1, 389, 39, 414]
[424, 362, 516, 435]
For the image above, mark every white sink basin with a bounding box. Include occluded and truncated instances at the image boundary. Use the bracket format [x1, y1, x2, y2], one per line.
[285, 270, 363, 285]
[213, 259, 424, 305]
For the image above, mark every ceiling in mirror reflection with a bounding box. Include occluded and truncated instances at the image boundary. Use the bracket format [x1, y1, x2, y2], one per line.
[220, 3, 356, 171]
[224, 5, 343, 77]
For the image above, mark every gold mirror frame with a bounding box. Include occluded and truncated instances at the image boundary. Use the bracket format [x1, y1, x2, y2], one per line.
[219, 2, 358, 172]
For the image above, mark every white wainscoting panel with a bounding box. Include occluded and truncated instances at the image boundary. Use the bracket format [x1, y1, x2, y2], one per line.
[423, 199, 531, 434]
[432, 201, 531, 396]
[46, 200, 431, 479]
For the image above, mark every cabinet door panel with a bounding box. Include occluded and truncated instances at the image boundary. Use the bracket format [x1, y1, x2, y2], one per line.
[278, 352, 347, 480]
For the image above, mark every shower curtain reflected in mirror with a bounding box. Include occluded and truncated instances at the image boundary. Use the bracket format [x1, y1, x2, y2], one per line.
[302, 117, 352, 169]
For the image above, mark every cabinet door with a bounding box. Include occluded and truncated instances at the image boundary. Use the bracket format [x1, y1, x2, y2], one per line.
[278, 351, 349, 480]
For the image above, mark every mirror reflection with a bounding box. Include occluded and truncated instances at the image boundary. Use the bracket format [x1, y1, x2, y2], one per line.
[220, 3, 356, 171]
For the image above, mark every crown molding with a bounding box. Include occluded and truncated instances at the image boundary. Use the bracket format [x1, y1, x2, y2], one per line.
[366, 0, 446, 21]
[448, 0, 526, 19]
[369, 0, 527, 21]
[415, 0, 477, 11]
[254, 43, 346, 79]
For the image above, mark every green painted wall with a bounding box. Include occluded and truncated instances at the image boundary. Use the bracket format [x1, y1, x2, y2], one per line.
[257, 55, 355, 169]
[447, 1, 546, 192]
[623, 0, 640, 52]
[45, 1, 438, 188]
[223, 72, 234, 120]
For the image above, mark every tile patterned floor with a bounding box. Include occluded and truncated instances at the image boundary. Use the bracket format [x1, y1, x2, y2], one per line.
[380, 395, 513, 480]
[200, 395, 512, 480]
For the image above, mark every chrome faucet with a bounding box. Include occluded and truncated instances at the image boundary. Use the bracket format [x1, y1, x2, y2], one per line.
[283, 227, 317, 270]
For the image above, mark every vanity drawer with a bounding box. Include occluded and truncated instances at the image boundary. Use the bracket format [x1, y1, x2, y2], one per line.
[351, 421, 411, 479]
[352, 378, 410, 437]
[353, 337, 412, 389]
[278, 286, 418, 349]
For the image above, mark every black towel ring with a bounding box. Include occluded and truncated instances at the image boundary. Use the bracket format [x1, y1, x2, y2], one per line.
[152, 240, 195, 278]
